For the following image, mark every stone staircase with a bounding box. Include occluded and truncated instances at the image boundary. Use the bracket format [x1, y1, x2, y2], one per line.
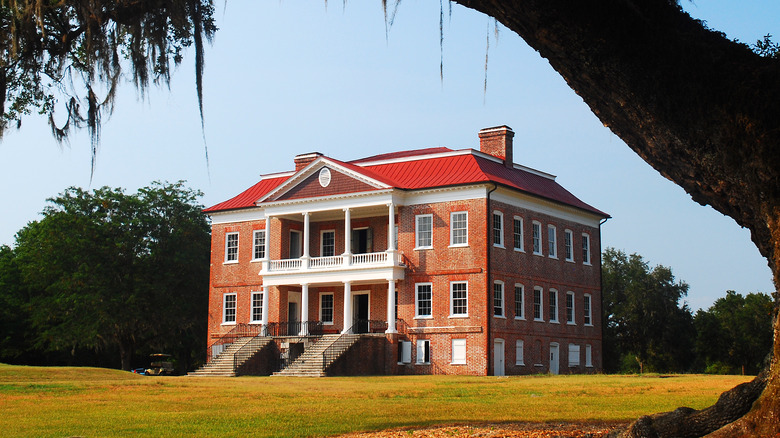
[189, 336, 272, 377]
[273, 334, 360, 377]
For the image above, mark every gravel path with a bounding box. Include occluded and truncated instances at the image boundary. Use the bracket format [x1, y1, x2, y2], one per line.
[335, 422, 629, 438]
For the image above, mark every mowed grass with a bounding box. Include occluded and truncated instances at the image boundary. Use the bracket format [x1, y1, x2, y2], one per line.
[0, 364, 752, 438]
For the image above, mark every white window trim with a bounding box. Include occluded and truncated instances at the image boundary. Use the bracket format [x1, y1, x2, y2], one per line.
[320, 229, 336, 257]
[533, 287, 544, 322]
[514, 283, 525, 320]
[415, 214, 433, 250]
[513, 216, 525, 252]
[451, 338, 467, 365]
[414, 282, 433, 319]
[416, 339, 431, 364]
[319, 292, 335, 325]
[548, 224, 558, 259]
[515, 339, 525, 366]
[222, 292, 237, 325]
[584, 293, 593, 326]
[532, 221, 543, 256]
[492, 210, 504, 248]
[251, 230, 266, 262]
[493, 280, 505, 318]
[564, 229, 574, 262]
[449, 211, 469, 247]
[224, 232, 239, 264]
[582, 233, 592, 266]
[566, 291, 576, 325]
[250, 291, 264, 323]
[549, 289, 559, 323]
[449, 281, 468, 317]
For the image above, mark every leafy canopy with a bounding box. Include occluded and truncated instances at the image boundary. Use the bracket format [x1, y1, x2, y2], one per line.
[0, 0, 216, 176]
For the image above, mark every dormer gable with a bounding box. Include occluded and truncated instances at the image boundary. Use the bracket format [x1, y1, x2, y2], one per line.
[258, 156, 393, 204]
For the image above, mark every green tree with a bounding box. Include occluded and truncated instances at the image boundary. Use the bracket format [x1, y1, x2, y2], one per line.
[12, 181, 210, 371]
[694, 291, 774, 375]
[602, 248, 695, 374]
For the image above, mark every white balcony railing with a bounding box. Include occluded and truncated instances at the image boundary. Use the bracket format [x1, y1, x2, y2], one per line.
[265, 251, 398, 273]
[309, 255, 343, 269]
[352, 252, 387, 265]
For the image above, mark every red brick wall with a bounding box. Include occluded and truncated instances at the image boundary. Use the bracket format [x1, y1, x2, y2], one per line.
[277, 168, 377, 201]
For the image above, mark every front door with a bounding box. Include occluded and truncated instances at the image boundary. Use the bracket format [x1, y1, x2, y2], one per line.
[549, 343, 560, 375]
[353, 293, 369, 333]
[290, 230, 302, 259]
[350, 228, 372, 254]
[494, 339, 505, 376]
[287, 291, 301, 336]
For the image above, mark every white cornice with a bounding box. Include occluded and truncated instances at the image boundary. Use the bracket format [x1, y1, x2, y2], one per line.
[208, 207, 265, 225]
[491, 187, 602, 227]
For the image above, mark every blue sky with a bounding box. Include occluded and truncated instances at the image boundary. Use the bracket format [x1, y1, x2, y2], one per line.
[0, 1, 776, 310]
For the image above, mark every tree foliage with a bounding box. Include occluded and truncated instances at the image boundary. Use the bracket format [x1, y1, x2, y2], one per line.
[0, 0, 216, 175]
[602, 248, 695, 374]
[694, 290, 774, 375]
[6, 181, 210, 371]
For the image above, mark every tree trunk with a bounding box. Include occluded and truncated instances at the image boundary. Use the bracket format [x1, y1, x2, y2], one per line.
[452, 1, 780, 436]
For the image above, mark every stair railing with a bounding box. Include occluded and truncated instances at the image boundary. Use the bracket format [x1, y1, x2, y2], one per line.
[320, 322, 365, 370]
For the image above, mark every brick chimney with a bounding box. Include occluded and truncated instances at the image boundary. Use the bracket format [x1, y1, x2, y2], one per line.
[478, 125, 514, 167]
[293, 152, 323, 172]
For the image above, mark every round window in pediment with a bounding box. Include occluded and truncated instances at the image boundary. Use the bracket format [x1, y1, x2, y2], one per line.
[319, 167, 332, 188]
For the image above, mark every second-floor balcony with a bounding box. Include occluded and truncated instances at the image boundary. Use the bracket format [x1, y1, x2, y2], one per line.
[266, 250, 399, 273]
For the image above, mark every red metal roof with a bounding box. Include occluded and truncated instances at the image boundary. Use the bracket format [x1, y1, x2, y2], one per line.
[204, 149, 608, 218]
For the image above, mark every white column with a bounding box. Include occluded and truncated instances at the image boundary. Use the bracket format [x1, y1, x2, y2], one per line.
[387, 202, 396, 251]
[262, 215, 271, 272]
[342, 281, 353, 334]
[302, 212, 310, 268]
[261, 286, 270, 335]
[343, 208, 352, 265]
[386, 280, 397, 334]
[300, 283, 309, 336]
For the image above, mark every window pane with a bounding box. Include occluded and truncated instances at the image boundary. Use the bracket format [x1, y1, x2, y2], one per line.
[253, 231, 265, 260]
[416, 215, 432, 248]
[493, 213, 503, 245]
[514, 285, 524, 319]
[416, 284, 432, 317]
[564, 231, 573, 260]
[548, 226, 556, 257]
[548, 291, 557, 321]
[226, 233, 239, 261]
[251, 292, 263, 322]
[321, 294, 334, 323]
[493, 283, 504, 316]
[534, 289, 542, 320]
[322, 231, 335, 257]
[451, 212, 468, 245]
[513, 218, 523, 250]
[224, 294, 236, 323]
[532, 223, 541, 254]
[584, 295, 592, 325]
[451, 282, 468, 316]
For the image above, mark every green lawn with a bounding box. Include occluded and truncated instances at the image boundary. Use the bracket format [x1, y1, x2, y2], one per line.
[0, 364, 752, 438]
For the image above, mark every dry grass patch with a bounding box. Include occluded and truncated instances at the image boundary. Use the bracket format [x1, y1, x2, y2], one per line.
[0, 364, 752, 437]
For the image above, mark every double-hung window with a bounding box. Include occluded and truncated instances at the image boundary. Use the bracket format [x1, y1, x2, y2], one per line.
[450, 212, 468, 246]
[253, 230, 266, 260]
[493, 281, 505, 317]
[514, 284, 524, 320]
[223, 293, 237, 324]
[533, 287, 543, 321]
[549, 289, 559, 322]
[564, 230, 574, 261]
[569, 344, 581, 367]
[415, 283, 433, 318]
[321, 230, 335, 257]
[320, 293, 334, 324]
[532, 221, 542, 255]
[566, 291, 575, 324]
[250, 291, 264, 323]
[450, 282, 468, 317]
[415, 214, 433, 249]
[584, 294, 593, 326]
[225, 232, 239, 262]
[492, 211, 504, 247]
[513, 216, 524, 251]
[582, 233, 591, 265]
[548, 225, 557, 258]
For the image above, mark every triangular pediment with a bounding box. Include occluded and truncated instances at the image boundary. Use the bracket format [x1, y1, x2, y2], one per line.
[258, 157, 391, 204]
